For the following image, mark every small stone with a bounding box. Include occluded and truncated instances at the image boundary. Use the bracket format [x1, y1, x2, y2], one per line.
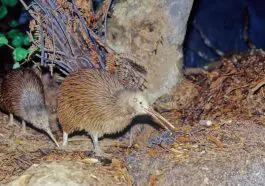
[81, 158, 99, 164]
[199, 120, 213, 127]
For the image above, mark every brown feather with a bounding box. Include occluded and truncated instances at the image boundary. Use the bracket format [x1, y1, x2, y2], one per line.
[57, 69, 135, 138]
[0, 68, 59, 147]
[57, 68, 176, 154]
[0, 69, 44, 116]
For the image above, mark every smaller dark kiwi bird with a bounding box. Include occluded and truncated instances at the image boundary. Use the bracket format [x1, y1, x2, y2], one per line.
[0, 68, 59, 147]
[57, 68, 176, 155]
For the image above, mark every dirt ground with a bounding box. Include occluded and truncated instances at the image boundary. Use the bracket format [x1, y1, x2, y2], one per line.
[1, 50, 265, 185]
[1, 111, 265, 185]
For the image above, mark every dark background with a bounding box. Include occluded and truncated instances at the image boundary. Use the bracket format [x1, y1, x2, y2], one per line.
[184, 0, 265, 67]
[1, 0, 265, 72]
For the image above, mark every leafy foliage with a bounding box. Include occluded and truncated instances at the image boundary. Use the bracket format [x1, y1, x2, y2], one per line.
[8, 20, 19, 27]
[0, 33, 8, 47]
[12, 47, 29, 61]
[12, 62, 20, 69]
[11, 32, 26, 47]
[7, 29, 20, 39]
[1, 0, 18, 8]
[0, 0, 31, 69]
[0, 6, 8, 19]
[23, 35, 30, 46]
[0, 29, 31, 65]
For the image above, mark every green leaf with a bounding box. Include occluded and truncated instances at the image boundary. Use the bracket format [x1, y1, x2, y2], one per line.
[9, 20, 19, 27]
[7, 30, 29, 47]
[7, 29, 20, 39]
[23, 35, 30, 46]
[0, 33, 8, 47]
[12, 62, 20, 69]
[11, 34, 24, 47]
[1, 0, 18, 7]
[13, 47, 29, 61]
[0, 6, 8, 20]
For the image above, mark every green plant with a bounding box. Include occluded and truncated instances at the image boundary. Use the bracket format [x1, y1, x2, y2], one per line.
[0, 6, 7, 19]
[0, 33, 8, 46]
[0, 0, 18, 19]
[0, 30, 31, 69]
[0, 0, 31, 69]
[2, 0, 18, 8]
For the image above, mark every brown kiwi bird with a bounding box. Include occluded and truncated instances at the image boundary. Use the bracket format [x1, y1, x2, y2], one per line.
[58, 68, 176, 155]
[0, 68, 59, 147]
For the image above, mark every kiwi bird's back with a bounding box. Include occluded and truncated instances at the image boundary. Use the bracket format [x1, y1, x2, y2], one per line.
[57, 69, 130, 134]
[0, 68, 44, 117]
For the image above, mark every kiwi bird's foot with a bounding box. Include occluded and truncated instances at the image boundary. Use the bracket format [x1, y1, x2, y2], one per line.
[91, 134, 111, 157]
[18, 128, 34, 137]
[19, 130, 34, 137]
[7, 114, 19, 128]
[7, 113, 14, 126]
[93, 148, 112, 158]
[93, 140, 102, 157]
[17, 120, 33, 137]
[94, 147, 103, 156]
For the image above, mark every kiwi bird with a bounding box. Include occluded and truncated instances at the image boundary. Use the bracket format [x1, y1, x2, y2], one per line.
[57, 68, 175, 155]
[0, 68, 59, 147]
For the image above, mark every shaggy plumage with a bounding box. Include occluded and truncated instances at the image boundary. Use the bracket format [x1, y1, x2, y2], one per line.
[57, 69, 175, 155]
[0, 68, 59, 147]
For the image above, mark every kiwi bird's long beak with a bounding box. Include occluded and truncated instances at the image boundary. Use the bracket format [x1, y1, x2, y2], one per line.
[145, 108, 176, 132]
[46, 128, 60, 147]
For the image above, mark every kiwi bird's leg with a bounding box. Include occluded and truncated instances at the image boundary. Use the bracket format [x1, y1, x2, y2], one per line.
[91, 134, 102, 156]
[129, 129, 134, 147]
[22, 120, 27, 133]
[63, 131, 68, 146]
[7, 113, 18, 127]
[8, 113, 13, 125]
[19, 120, 31, 135]
[17, 120, 33, 136]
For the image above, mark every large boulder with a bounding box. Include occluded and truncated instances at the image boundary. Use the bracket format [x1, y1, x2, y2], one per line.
[107, 0, 194, 103]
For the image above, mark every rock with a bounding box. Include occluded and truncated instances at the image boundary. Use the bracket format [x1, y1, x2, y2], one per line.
[6, 160, 131, 186]
[107, 0, 194, 103]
